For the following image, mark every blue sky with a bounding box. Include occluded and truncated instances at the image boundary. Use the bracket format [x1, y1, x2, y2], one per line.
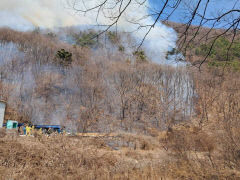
[148, 0, 239, 27]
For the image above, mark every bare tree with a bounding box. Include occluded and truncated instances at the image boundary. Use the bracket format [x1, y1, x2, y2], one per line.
[68, 0, 240, 68]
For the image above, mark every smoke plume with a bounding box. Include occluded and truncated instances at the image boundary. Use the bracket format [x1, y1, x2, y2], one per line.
[0, 0, 178, 63]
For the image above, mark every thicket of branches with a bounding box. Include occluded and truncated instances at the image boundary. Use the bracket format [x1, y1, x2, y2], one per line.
[0, 28, 195, 133]
[68, 0, 240, 68]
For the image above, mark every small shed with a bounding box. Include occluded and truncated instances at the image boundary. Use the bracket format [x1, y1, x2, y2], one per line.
[0, 101, 6, 128]
[6, 120, 18, 130]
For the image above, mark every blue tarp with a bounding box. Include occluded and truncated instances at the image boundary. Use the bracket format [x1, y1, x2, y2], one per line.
[34, 125, 62, 133]
[3, 123, 62, 133]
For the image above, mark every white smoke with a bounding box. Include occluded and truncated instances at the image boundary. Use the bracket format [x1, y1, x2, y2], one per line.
[0, 0, 177, 63]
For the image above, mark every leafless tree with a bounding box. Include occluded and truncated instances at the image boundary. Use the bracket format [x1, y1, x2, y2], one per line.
[68, 0, 240, 68]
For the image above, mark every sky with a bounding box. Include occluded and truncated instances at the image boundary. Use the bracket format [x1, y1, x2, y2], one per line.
[148, 0, 240, 27]
[0, 0, 238, 31]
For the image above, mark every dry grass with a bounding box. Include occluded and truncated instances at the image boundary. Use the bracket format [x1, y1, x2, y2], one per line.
[1, 129, 240, 180]
[0, 133, 169, 180]
[0, 128, 6, 138]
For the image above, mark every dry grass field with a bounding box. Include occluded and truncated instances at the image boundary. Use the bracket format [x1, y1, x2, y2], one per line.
[0, 132, 168, 180]
[1, 124, 240, 180]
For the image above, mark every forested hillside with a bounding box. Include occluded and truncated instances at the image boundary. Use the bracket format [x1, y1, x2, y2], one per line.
[166, 21, 240, 70]
[0, 25, 239, 179]
[0, 28, 195, 132]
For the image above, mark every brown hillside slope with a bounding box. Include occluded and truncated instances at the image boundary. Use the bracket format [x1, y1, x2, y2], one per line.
[165, 21, 240, 64]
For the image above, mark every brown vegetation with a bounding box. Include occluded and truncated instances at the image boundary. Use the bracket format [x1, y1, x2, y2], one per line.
[0, 28, 195, 133]
[0, 27, 239, 179]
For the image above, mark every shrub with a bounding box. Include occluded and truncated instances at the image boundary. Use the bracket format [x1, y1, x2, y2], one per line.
[133, 50, 147, 63]
[55, 49, 72, 66]
[73, 31, 98, 48]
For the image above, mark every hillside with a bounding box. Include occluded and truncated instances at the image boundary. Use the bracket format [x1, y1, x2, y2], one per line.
[0, 26, 239, 179]
[0, 28, 195, 132]
[165, 21, 240, 68]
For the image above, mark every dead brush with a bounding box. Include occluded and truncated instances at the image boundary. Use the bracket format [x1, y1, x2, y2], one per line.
[0, 132, 169, 179]
[4, 129, 18, 140]
[0, 128, 6, 138]
[107, 133, 160, 151]
[165, 126, 215, 153]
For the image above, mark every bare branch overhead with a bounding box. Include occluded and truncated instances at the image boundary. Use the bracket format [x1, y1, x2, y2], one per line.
[68, 0, 240, 67]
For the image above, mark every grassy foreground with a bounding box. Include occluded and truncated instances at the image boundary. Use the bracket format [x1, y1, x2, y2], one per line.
[1, 128, 240, 180]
